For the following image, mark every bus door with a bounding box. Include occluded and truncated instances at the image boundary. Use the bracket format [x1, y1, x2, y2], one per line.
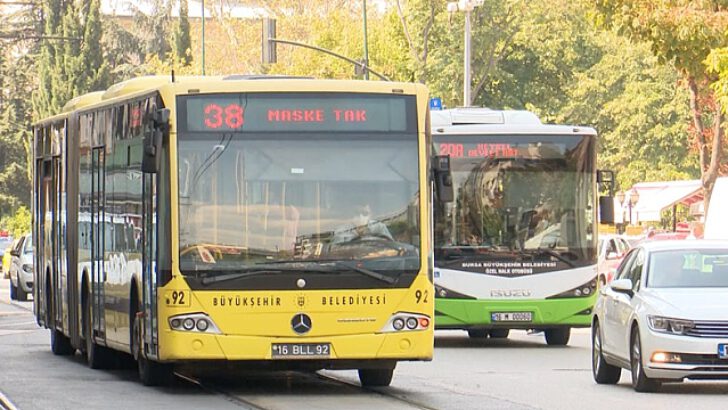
[141, 172, 158, 359]
[51, 155, 63, 327]
[90, 146, 106, 340]
[37, 157, 51, 324]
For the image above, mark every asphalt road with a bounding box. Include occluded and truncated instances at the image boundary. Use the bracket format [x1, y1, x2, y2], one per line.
[2, 280, 727, 410]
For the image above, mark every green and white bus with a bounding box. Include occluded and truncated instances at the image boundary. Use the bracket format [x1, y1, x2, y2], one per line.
[431, 108, 605, 345]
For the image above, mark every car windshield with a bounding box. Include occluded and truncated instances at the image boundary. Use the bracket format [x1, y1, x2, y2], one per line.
[648, 249, 728, 288]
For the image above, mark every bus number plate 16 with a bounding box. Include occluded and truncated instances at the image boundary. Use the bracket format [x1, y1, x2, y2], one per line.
[491, 312, 533, 322]
[272, 343, 331, 359]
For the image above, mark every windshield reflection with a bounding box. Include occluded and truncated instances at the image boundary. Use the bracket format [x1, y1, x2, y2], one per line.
[177, 134, 421, 276]
[434, 134, 596, 273]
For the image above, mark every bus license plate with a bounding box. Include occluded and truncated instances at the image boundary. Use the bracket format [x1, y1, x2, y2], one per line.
[491, 312, 532, 322]
[272, 343, 331, 359]
[719, 344, 728, 359]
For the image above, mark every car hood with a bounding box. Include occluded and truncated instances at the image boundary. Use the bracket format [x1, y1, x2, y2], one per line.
[642, 288, 728, 320]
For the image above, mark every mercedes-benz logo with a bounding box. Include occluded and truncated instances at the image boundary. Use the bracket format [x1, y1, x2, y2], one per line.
[291, 313, 312, 334]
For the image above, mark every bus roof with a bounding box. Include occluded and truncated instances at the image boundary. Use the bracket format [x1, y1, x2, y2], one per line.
[431, 107, 597, 136]
[37, 75, 426, 125]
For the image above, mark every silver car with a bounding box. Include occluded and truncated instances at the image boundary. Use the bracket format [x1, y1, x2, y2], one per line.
[8, 234, 33, 301]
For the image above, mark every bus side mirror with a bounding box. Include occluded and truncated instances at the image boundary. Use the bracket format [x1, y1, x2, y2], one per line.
[141, 108, 170, 174]
[433, 155, 454, 203]
[599, 196, 615, 224]
[597, 169, 616, 224]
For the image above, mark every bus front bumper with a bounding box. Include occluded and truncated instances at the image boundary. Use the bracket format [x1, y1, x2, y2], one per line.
[434, 297, 595, 329]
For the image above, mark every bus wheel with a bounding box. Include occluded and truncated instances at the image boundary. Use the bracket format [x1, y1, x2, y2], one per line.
[83, 293, 112, 369]
[467, 329, 489, 339]
[489, 329, 510, 339]
[358, 368, 394, 387]
[132, 312, 173, 386]
[545, 328, 571, 346]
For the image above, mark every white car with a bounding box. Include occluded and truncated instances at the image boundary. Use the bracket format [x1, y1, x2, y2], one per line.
[8, 234, 33, 301]
[591, 240, 728, 392]
[597, 234, 631, 285]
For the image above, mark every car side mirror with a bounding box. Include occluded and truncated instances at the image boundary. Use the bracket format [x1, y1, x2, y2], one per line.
[9, 250, 19, 257]
[610, 278, 633, 297]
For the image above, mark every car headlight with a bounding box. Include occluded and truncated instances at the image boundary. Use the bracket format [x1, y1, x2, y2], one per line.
[647, 315, 694, 335]
[22, 264, 33, 273]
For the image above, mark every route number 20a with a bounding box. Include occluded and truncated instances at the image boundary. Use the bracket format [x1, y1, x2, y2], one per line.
[415, 289, 429, 304]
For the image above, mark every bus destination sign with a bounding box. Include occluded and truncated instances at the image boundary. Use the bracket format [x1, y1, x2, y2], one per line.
[180, 93, 416, 133]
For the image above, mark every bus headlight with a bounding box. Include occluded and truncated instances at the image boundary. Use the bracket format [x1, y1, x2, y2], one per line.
[169, 313, 221, 334]
[381, 312, 431, 333]
[546, 277, 598, 299]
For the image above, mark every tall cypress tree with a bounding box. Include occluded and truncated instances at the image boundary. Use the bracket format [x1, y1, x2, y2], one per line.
[33, 0, 110, 119]
[174, 0, 193, 67]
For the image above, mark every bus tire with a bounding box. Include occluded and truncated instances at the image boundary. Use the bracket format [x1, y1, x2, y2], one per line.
[83, 289, 113, 369]
[358, 368, 394, 387]
[51, 328, 75, 356]
[132, 306, 173, 386]
[467, 329, 489, 339]
[489, 329, 510, 339]
[545, 328, 571, 346]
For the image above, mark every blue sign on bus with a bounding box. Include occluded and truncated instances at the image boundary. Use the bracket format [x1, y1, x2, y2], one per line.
[429, 97, 443, 111]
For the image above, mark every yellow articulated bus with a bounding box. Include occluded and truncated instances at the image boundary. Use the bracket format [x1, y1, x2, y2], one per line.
[33, 75, 444, 386]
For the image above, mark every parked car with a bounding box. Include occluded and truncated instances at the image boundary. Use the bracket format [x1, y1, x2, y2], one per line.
[591, 240, 728, 392]
[8, 234, 33, 301]
[597, 234, 631, 285]
[0, 235, 15, 279]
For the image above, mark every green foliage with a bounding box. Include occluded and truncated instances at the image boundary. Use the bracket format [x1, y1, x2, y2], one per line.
[0, 206, 31, 238]
[173, 0, 193, 67]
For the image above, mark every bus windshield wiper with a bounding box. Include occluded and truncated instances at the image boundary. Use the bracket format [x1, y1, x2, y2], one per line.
[526, 248, 575, 268]
[256, 259, 397, 285]
[198, 265, 332, 285]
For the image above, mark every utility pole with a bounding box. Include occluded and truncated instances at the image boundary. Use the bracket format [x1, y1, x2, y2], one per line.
[362, 0, 370, 80]
[447, 0, 484, 107]
[201, 0, 206, 75]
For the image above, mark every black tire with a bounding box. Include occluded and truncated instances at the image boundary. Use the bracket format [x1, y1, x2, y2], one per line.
[467, 329, 489, 339]
[50, 328, 75, 356]
[16, 285, 27, 301]
[489, 329, 510, 339]
[630, 327, 661, 393]
[358, 368, 394, 387]
[9, 280, 17, 300]
[83, 291, 113, 369]
[133, 308, 173, 386]
[592, 322, 620, 384]
[545, 328, 571, 346]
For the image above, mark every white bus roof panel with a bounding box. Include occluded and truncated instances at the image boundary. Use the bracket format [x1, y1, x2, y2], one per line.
[431, 108, 597, 136]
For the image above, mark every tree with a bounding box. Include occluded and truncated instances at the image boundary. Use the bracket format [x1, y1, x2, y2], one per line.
[173, 0, 193, 67]
[593, 0, 728, 216]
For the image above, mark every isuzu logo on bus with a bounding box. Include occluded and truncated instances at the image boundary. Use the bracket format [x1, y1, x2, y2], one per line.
[291, 313, 312, 334]
[490, 289, 532, 297]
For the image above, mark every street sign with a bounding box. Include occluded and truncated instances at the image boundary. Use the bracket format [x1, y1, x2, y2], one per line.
[430, 97, 443, 110]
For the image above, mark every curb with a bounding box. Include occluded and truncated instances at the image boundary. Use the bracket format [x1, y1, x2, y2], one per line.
[0, 391, 18, 410]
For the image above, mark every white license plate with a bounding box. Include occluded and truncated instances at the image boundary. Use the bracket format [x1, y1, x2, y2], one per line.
[491, 312, 533, 322]
[272, 343, 331, 359]
[719, 344, 728, 359]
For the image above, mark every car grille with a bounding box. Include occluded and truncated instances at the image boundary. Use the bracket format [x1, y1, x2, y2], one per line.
[678, 354, 728, 366]
[685, 321, 728, 338]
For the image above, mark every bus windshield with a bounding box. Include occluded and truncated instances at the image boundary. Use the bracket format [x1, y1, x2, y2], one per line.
[434, 134, 596, 275]
[177, 93, 420, 284]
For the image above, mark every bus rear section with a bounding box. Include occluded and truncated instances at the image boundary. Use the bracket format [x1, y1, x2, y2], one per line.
[430, 108, 599, 345]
